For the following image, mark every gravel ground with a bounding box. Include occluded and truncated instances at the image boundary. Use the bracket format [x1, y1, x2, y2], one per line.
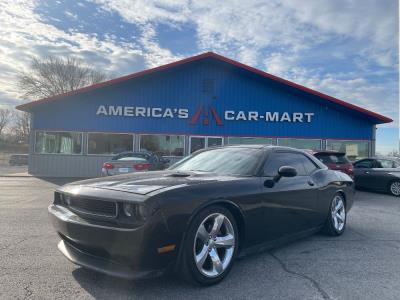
[1, 177, 399, 300]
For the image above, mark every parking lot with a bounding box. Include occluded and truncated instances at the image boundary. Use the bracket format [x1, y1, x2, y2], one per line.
[1, 176, 399, 300]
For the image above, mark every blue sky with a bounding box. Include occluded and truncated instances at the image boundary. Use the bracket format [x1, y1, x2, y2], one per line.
[0, 0, 398, 153]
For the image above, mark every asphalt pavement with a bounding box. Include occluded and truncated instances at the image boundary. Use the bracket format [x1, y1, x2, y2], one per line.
[1, 177, 399, 300]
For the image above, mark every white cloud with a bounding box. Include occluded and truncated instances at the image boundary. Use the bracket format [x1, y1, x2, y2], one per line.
[94, 0, 398, 67]
[264, 53, 299, 76]
[0, 0, 151, 107]
[0, 0, 397, 134]
[292, 73, 398, 128]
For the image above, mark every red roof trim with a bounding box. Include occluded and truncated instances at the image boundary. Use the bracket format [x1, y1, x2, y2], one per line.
[16, 52, 392, 124]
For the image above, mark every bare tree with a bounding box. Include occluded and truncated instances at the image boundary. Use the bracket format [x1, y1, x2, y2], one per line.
[17, 56, 107, 99]
[11, 111, 30, 143]
[0, 108, 12, 138]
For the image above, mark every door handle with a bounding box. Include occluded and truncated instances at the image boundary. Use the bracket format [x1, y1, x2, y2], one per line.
[364, 171, 370, 174]
[308, 180, 315, 186]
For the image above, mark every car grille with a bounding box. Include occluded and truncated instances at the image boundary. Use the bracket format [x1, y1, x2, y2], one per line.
[67, 196, 117, 218]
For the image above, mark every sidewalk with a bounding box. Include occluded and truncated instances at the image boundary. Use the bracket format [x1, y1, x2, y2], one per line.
[0, 171, 32, 177]
[0, 165, 31, 177]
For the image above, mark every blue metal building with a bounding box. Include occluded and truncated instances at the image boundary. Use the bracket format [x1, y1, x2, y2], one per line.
[17, 52, 392, 177]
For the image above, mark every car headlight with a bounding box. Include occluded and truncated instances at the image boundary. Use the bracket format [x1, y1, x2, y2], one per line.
[122, 202, 148, 220]
[64, 195, 71, 206]
[123, 203, 135, 217]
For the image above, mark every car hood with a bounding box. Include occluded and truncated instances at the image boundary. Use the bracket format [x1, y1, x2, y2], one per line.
[63, 170, 240, 195]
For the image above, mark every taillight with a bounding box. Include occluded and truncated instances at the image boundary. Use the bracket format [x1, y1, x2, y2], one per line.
[133, 163, 150, 171]
[102, 162, 114, 169]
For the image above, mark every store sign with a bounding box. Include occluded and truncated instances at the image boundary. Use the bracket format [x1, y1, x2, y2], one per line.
[96, 105, 315, 125]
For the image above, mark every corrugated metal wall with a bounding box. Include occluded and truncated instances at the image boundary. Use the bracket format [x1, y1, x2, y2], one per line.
[27, 57, 377, 177]
[31, 58, 376, 140]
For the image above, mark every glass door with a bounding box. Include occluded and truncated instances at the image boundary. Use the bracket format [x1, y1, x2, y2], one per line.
[190, 136, 206, 154]
[207, 137, 223, 147]
[189, 136, 223, 154]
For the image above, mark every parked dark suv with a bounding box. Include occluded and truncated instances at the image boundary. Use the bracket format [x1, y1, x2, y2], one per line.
[310, 150, 354, 178]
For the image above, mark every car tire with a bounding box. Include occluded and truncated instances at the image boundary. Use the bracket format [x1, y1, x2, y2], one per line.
[323, 193, 347, 236]
[180, 205, 239, 286]
[388, 180, 400, 197]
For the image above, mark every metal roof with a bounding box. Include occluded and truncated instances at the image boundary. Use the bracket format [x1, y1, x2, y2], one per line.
[16, 51, 392, 124]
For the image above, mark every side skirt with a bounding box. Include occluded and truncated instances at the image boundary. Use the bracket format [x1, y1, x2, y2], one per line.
[238, 226, 323, 258]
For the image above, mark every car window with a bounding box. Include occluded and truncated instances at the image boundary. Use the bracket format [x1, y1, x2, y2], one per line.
[170, 147, 263, 176]
[314, 153, 349, 164]
[375, 159, 395, 168]
[263, 152, 312, 176]
[354, 159, 374, 168]
[302, 156, 319, 174]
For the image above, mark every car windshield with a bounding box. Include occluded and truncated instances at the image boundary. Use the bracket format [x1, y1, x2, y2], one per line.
[169, 147, 263, 176]
[314, 153, 350, 164]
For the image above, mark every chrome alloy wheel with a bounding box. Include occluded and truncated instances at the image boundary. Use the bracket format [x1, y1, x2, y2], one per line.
[390, 181, 400, 196]
[193, 213, 235, 278]
[331, 195, 346, 232]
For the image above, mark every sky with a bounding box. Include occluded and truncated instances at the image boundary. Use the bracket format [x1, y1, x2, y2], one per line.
[0, 0, 398, 153]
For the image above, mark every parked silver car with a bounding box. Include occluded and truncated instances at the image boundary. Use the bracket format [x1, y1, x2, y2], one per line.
[101, 151, 169, 176]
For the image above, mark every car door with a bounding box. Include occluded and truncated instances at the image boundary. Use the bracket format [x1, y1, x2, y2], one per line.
[260, 151, 319, 240]
[353, 159, 375, 188]
[368, 159, 397, 191]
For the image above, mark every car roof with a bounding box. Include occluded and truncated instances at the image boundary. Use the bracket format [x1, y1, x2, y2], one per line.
[369, 157, 399, 161]
[311, 150, 346, 155]
[216, 144, 314, 153]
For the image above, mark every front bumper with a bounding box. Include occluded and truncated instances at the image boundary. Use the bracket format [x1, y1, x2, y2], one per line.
[48, 204, 175, 279]
[58, 239, 163, 280]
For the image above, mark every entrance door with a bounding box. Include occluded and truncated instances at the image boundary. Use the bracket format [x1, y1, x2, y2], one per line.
[189, 136, 223, 154]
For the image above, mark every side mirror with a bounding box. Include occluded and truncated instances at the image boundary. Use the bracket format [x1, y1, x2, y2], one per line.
[278, 166, 297, 178]
[264, 166, 297, 188]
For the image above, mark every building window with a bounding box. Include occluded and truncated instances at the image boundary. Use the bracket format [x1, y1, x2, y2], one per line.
[326, 140, 369, 161]
[277, 138, 321, 150]
[228, 137, 273, 145]
[140, 135, 184, 156]
[35, 131, 82, 154]
[189, 136, 223, 154]
[88, 133, 133, 155]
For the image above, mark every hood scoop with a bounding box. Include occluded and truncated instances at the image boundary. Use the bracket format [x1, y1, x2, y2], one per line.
[167, 172, 192, 177]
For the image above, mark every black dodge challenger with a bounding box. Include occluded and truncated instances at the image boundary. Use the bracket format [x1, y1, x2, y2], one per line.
[49, 145, 354, 285]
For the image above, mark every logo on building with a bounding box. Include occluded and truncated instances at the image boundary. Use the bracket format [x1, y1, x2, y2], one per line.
[190, 106, 223, 126]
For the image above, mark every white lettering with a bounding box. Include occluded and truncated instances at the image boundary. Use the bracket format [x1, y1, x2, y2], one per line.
[152, 108, 162, 117]
[280, 112, 291, 122]
[178, 109, 189, 119]
[236, 111, 247, 120]
[265, 112, 279, 122]
[304, 112, 314, 122]
[136, 107, 146, 117]
[163, 108, 174, 118]
[109, 106, 123, 116]
[225, 111, 235, 120]
[292, 112, 303, 122]
[124, 106, 134, 116]
[97, 106, 315, 124]
[248, 111, 259, 121]
[96, 105, 107, 115]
